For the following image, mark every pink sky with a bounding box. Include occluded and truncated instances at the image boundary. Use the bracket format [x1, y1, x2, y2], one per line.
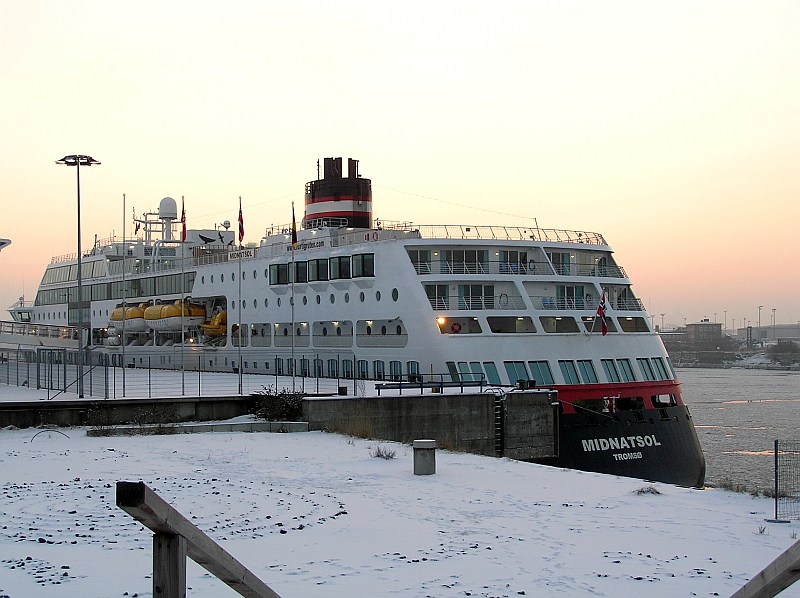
[1, 1, 798, 328]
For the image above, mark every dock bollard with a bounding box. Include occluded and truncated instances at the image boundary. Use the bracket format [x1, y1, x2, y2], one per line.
[413, 439, 436, 475]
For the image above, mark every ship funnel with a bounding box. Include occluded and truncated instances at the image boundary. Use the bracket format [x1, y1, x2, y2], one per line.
[304, 157, 372, 228]
[159, 197, 178, 241]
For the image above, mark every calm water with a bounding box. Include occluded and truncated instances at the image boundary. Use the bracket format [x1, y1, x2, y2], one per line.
[678, 367, 800, 491]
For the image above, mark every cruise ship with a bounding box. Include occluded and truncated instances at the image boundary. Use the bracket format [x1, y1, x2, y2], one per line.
[7, 157, 705, 486]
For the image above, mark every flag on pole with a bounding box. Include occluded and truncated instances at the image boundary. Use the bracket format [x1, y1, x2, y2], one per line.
[596, 291, 607, 336]
[181, 196, 187, 242]
[238, 196, 245, 245]
[134, 208, 140, 235]
[291, 202, 298, 248]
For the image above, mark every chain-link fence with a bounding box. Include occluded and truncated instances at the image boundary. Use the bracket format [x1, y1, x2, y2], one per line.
[775, 440, 800, 521]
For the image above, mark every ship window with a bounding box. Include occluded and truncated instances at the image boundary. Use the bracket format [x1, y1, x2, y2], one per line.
[488, 316, 536, 333]
[617, 396, 645, 411]
[359, 291, 365, 302]
[308, 259, 329, 281]
[366, 325, 372, 335]
[601, 359, 621, 382]
[329, 256, 351, 280]
[446, 361, 459, 382]
[389, 361, 402, 381]
[396, 325, 402, 335]
[381, 325, 386, 335]
[407, 361, 420, 379]
[637, 358, 657, 381]
[327, 359, 339, 378]
[375, 290, 381, 301]
[373, 360, 385, 380]
[221, 274, 225, 283]
[407, 249, 432, 274]
[425, 285, 448, 310]
[469, 362, 484, 382]
[293, 261, 308, 283]
[443, 249, 488, 274]
[352, 253, 375, 277]
[617, 317, 650, 332]
[653, 394, 677, 407]
[357, 359, 369, 379]
[342, 359, 353, 379]
[277, 298, 281, 307]
[344, 293, 350, 303]
[539, 316, 580, 333]
[527, 361, 555, 385]
[457, 362, 474, 381]
[616, 359, 636, 382]
[330, 293, 335, 304]
[270, 264, 289, 285]
[264, 298, 268, 307]
[211, 275, 214, 284]
[483, 362, 501, 385]
[201, 276, 205, 284]
[500, 250, 528, 274]
[503, 361, 529, 384]
[577, 360, 599, 383]
[558, 360, 580, 385]
[302, 296, 308, 305]
[651, 357, 672, 380]
[392, 288, 399, 301]
[458, 284, 494, 310]
[253, 269, 257, 279]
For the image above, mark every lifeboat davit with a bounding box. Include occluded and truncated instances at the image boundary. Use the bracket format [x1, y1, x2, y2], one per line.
[200, 310, 227, 337]
[109, 303, 148, 332]
[144, 300, 205, 331]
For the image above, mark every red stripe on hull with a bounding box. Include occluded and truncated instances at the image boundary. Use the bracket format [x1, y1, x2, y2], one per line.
[306, 195, 372, 204]
[549, 380, 683, 414]
[304, 210, 372, 220]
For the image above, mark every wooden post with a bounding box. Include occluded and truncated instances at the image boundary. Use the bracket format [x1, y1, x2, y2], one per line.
[154, 534, 186, 598]
[730, 537, 800, 598]
[116, 481, 281, 598]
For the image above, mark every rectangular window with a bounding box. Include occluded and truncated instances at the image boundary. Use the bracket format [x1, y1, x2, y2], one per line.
[293, 261, 308, 283]
[425, 284, 449, 310]
[308, 258, 329, 281]
[651, 357, 671, 380]
[357, 359, 369, 379]
[503, 361, 529, 384]
[483, 362, 501, 385]
[373, 360, 385, 380]
[406, 360, 420, 380]
[327, 358, 339, 378]
[616, 358, 636, 382]
[637, 358, 657, 381]
[577, 359, 599, 383]
[527, 361, 555, 385]
[407, 249, 431, 274]
[457, 361, 473, 381]
[389, 360, 402, 381]
[499, 250, 527, 274]
[558, 360, 580, 385]
[443, 249, 488, 274]
[446, 361, 459, 382]
[270, 263, 289, 285]
[601, 359, 621, 382]
[458, 284, 494, 310]
[329, 256, 351, 280]
[469, 362, 484, 383]
[352, 253, 375, 277]
[341, 359, 353, 379]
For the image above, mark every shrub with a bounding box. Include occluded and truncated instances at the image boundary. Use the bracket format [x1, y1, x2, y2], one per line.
[252, 387, 304, 421]
[369, 444, 396, 459]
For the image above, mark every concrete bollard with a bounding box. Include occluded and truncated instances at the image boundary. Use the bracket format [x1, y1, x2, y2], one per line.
[413, 439, 436, 475]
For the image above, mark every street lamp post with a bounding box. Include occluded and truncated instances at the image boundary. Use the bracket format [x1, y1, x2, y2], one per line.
[56, 155, 101, 398]
[758, 305, 764, 346]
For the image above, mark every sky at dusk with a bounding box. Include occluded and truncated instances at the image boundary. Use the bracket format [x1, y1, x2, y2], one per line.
[0, 1, 798, 329]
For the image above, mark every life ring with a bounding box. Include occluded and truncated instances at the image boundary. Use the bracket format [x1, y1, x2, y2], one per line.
[451, 322, 462, 333]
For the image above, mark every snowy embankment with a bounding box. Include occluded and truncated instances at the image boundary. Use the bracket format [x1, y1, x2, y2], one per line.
[1, 427, 799, 597]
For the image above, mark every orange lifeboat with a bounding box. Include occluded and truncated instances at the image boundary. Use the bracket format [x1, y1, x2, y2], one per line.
[109, 303, 148, 332]
[200, 310, 227, 337]
[145, 300, 205, 331]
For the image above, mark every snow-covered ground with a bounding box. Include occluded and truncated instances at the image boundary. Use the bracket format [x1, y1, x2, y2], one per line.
[2, 385, 800, 597]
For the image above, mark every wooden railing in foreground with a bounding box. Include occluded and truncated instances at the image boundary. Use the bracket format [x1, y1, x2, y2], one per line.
[116, 481, 282, 598]
[730, 536, 800, 598]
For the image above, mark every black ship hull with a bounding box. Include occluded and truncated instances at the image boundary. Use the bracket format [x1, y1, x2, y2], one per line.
[543, 405, 706, 488]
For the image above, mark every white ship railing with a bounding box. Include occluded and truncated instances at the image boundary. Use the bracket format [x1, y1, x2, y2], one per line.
[401, 224, 606, 245]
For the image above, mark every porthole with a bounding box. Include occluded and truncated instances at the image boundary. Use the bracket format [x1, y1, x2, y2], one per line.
[392, 288, 399, 301]
[232, 272, 236, 282]
[330, 293, 335, 304]
[242, 271, 245, 280]
[264, 298, 268, 308]
[242, 300, 246, 309]
[396, 325, 402, 335]
[253, 270, 257, 279]
[359, 291, 365, 302]
[381, 325, 387, 335]
[290, 297, 294, 306]
[367, 325, 372, 336]
[201, 276, 205, 284]
[264, 269, 269, 278]
[316, 295, 321, 305]
[344, 292, 350, 303]
[221, 274, 224, 283]
[277, 298, 282, 307]
[303, 296, 308, 305]
[375, 290, 382, 301]
[323, 327, 328, 336]
[211, 275, 215, 284]
[231, 301, 235, 310]
[252, 299, 257, 308]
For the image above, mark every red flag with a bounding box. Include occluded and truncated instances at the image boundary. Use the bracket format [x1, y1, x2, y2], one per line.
[291, 202, 298, 248]
[596, 291, 607, 336]
[181, 196, 187, 242]
[238, 196, 245, 245]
